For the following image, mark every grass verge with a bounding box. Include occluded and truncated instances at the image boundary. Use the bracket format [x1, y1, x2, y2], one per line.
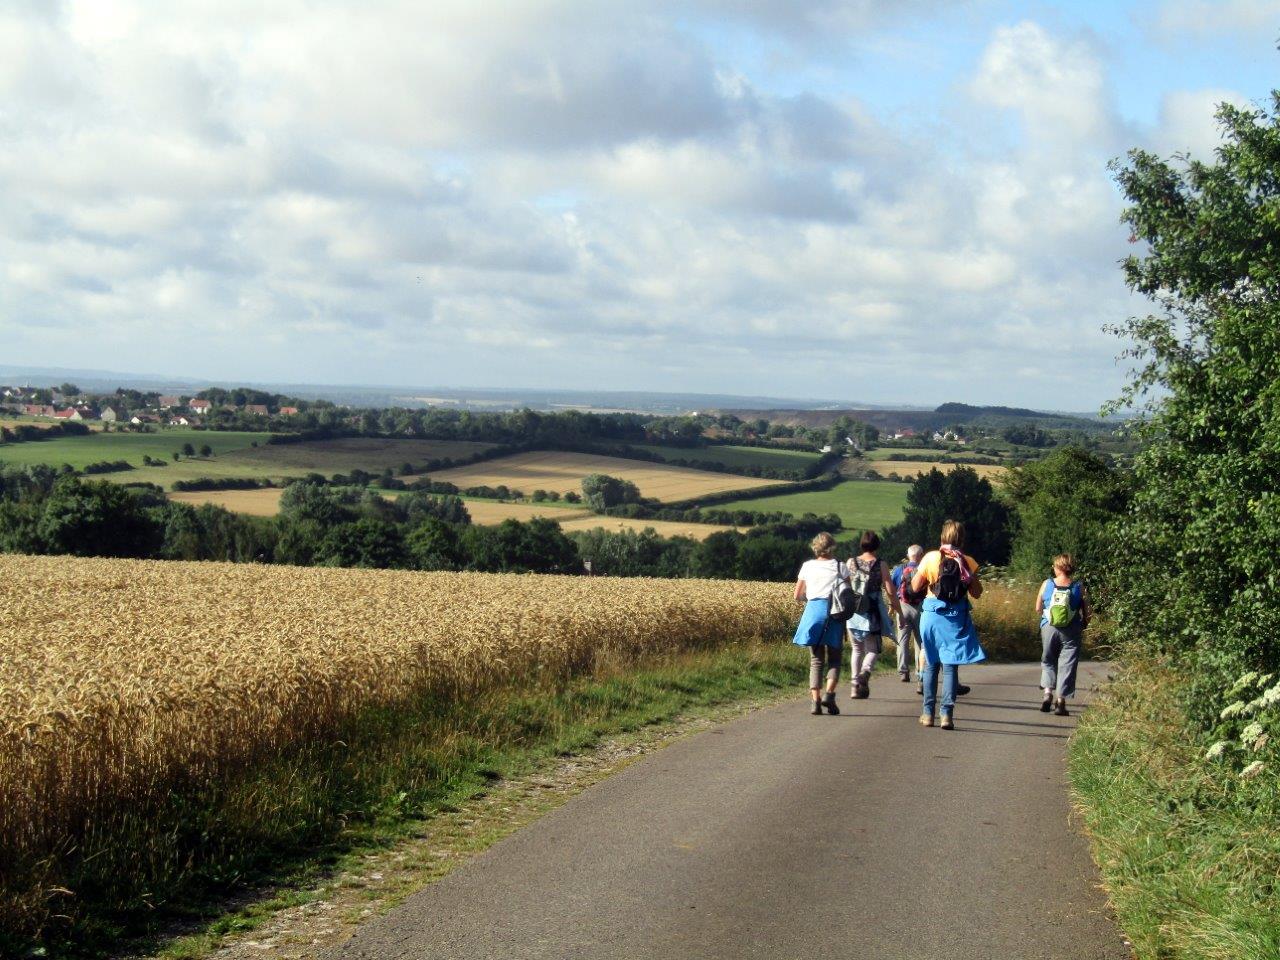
[17, 641, 802, 959]
[1068, 661, 1280, 959]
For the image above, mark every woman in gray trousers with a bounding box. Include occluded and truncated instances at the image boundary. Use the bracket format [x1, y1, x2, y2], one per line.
[1035, 553, 1092, 716]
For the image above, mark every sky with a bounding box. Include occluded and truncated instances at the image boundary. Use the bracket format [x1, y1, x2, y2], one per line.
[1, 1, 1277, 408]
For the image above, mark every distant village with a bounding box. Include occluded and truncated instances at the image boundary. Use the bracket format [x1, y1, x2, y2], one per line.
[0, 384, 301, 429]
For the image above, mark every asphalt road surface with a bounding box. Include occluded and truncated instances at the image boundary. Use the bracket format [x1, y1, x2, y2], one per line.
[327, 661, 1129, 960]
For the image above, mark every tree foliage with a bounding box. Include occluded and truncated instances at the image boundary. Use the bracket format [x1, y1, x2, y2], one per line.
[1003, 447, 1131, 579]
[1107, 94, 1280, 728]
[580, 473, 641, 510]
[880, 467, 1012, 565]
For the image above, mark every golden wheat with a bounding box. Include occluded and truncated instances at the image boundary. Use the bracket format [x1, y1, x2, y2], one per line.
[0, 553, 792, 924]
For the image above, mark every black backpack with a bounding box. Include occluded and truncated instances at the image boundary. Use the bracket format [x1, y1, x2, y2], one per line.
[936, 554, 967, 603]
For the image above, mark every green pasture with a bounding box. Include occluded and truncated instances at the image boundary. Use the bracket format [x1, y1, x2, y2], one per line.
[0, 430, 261, 472]
[715, 479, 909, 531]
[636, 444, 820, 472]
[0, 432, 494, 487]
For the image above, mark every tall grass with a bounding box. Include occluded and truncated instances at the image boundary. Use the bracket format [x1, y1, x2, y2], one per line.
[1069, 662, 1280, 959]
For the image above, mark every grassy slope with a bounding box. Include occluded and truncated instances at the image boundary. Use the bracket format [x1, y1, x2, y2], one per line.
[635, 444, 820, 472]
[18, 642, 801, 958]
[714, 479, 909, 530]
[1069, 665, 1280, 959]
[0, 430, 262, 470]
[0, 433, 492, 486]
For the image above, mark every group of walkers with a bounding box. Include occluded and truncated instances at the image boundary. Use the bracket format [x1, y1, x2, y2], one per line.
[792, 519, 1090, 729]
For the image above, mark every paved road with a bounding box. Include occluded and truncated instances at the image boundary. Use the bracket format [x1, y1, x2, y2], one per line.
[327, 662, 1128, 960]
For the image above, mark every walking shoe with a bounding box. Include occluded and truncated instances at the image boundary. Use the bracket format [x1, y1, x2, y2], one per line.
[956, 684, 971, 696]
[919, 713, 934, 727]
[822, 692, 840, 716]
[811, 699, 823, 715]
[940, 713, 954, 730]
[1039, 691, 1054, 712]
[915, 684, 923, 695]
[899, 672, 911, 682]
[857, 670, 871, 698]
[1054, 698, 1069, 717]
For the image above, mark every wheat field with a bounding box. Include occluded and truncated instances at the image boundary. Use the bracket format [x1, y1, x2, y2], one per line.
[0, 554, 792, 933]
[165, 491, 743, 539]
[864, 460, 1008, 481]
[420, 450, 787, 501]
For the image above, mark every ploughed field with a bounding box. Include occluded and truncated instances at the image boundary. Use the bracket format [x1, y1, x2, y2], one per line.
[418, 451, 786, 501]
[168, 489, 745, 539]
[0, 555, 791, 935]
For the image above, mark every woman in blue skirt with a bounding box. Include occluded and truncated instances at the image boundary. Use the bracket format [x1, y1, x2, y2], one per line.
[910, 519, 985, 730]
[792, 532, 847, 715]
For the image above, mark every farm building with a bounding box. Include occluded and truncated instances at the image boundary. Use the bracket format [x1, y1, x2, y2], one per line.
[99, 407, 119, 422]
[158, 396, 182, 409]
[245, 404, 270, 416]
[189, 399, 212, 414]
[278, 406, 299, 416]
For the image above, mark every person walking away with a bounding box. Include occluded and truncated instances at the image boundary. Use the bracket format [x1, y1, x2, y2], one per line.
[847, 530, 899, 699]
[793, 532, 847, 715]
[1035, 553, 1091, 716]
[889, 544, 926, 683]
[911, 520, 985, 729]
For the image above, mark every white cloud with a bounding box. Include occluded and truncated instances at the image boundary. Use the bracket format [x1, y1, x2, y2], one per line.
[1153, 88, 1256, 160]
[0, 3, 1213, 406]
[1156, 0, 1280, 38]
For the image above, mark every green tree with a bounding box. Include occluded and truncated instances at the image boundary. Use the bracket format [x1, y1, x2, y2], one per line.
[406, 518, 463, 570]
[1003, 448, 1130, 578]
[580, 474, 641, 510]
[735, 534, 809, 582]
[198, 443, 212, 458]
[33, 478, 163, 557]
[181, 442, 195, 457]
[1106, 94, 1280, 727]
[320, 518, 408, 569]
[461, 518, 581, 574]
[881, 467, 1012, 565]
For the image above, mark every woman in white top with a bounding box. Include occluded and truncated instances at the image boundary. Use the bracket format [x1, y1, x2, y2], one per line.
[792, 531, 847, 715]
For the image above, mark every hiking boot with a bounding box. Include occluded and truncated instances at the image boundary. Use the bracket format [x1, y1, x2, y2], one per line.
[956, 684, 971, 697]
[899, 672, 911, 683]
[1054, 698, 1069, 717]
[857, 671, 871, 698]
[940, 713, 954, 730]
[919, 713, 934, 727]
[822, 692, 840, 716]
[1039, 691, 1054, 713]
[915, 683, 923, 695]
[810, 699, 823, 715]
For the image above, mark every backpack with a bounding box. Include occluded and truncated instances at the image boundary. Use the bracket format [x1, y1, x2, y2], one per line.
[935, 550, 971, 604]
[898, 563, 927, 606]
[827, 562, 858, 622]
[848, 558, 877, 615]
[1046, 581, 1076, 627]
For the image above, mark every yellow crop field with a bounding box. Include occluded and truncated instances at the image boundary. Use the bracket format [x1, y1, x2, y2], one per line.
[865, 460, 1008, 481]
[164, 492, 739, 538]
[457, 501, 744, 539]
[423, 450, 786, 502]
[556, 515, 746, 539]
[169, 487, 284, 515]
[0, 555, 792, 932]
